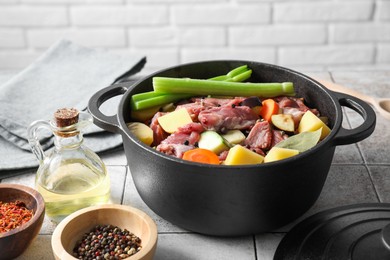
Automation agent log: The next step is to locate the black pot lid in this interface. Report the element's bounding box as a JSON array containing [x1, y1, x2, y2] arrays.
[[274, 203, 390, 260]]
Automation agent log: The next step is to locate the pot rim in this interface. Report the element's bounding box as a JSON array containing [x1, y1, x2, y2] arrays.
[[116, 60, 343, 169]]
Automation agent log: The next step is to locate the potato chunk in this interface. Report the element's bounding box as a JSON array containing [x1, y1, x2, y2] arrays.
[[127, 122, 154, 146], [298, 110, 331, 140], [264, 147, 299, 163], [221, 130, 246, 145], [157, 108, 193, 133], [224, 145, 264, 165]]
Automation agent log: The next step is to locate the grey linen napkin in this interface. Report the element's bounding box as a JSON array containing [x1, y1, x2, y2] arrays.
[[0, 39, 145, 173]]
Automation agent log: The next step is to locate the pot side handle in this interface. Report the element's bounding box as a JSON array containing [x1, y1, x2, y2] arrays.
[[331, 91, 376, 146], [88, 83, 128, 134]]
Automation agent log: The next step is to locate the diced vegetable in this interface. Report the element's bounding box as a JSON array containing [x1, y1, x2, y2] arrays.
[[224, 145, 264, 165], [240, 96, 262, 108], [275, 128, 322, 152], [157, 108, 193, 134], [271, 114, 295, 132], [260, 99, 280, 122], [264, 147, 299, 163], [126, 122, 154, 146], [221, 130, 246, 145], [153, 78, 295, 98], [161, 102, 176, 112], [298, 111, 331, 140], [198, 131, 229, 154], [182, 148, 220, 165], [130, 105, 161, 122]]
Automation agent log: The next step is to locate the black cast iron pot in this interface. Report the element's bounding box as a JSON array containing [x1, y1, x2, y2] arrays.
[[88, 60, 376, 236]]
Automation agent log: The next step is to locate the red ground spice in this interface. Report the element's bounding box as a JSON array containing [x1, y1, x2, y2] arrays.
[[0, 200, 34, 234]]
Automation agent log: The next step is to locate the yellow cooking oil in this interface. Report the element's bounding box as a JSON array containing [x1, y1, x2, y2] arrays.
[[36, 159, 110, 221]]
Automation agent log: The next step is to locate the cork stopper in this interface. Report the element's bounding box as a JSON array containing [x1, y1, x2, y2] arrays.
[[54, 108, 79, 127]]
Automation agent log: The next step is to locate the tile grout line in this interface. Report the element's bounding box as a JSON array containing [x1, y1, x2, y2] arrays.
[[365, 164, 382, 203], [253, 235, 258, 260], [329, 69, 382, 208], [119, 166, 129, 205], [331, 163, 390, 166]]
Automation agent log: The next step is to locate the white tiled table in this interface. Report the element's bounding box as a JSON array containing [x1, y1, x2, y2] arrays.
[[1, 70, 389, 260]]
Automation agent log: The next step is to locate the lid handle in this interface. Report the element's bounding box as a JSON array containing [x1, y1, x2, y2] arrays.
[[382, 223, 390, 251]]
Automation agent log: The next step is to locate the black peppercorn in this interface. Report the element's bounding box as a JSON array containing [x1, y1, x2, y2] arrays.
[[73, 224, 142, 260]]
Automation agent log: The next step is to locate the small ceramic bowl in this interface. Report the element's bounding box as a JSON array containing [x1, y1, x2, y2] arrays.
[[0, 183, 45, 260], [51, 204, 158, 260]]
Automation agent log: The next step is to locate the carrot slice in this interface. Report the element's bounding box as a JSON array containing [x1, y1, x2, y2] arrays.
[[182, 148, 220, 165], [259, 99, 279, 122]]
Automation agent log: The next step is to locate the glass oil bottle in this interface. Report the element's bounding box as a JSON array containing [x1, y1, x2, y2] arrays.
[[28, 108, 110, 221]]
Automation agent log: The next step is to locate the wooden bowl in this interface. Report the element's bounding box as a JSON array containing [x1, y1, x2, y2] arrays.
[[0, 184, 45, 260], [52, 204, 158, 260]]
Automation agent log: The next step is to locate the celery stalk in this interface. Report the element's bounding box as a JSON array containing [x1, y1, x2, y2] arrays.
[[131, 91, 165, 102], [231, 69, 252, 82], [131, 65, 252, 110], [130, 65, 294, 111], [227, 65, 249, 78], [208, 75, 230, 81], [153, 77, 295, 97], [131, 93, 192, 110], [208, 65, 251, 81]]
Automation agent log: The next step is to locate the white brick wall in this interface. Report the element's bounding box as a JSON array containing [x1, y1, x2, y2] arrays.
[[0, 0, 389, 73], [273, 2, 373, 22]]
